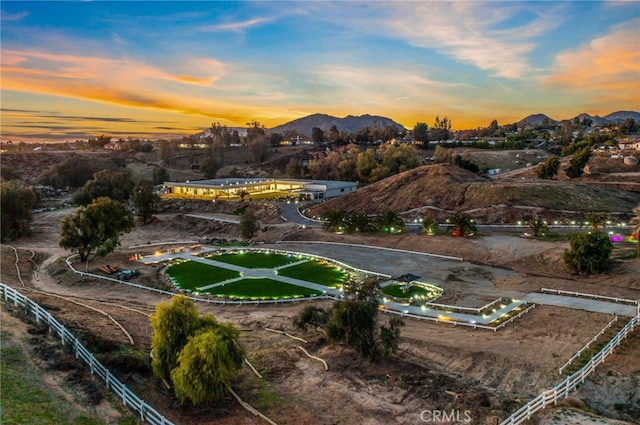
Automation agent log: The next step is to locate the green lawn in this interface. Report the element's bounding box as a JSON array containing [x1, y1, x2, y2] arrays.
[[208, 278, 322, 299], [277, 260, 347, 287], [382, 284, 433, 299], [166, 261, 240, 290], [207, 252, 299, 269]]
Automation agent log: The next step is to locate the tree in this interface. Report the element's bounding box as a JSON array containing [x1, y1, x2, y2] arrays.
[[565, 147, 592, 180], [527, 217, 548, 237], [322, 210, 347, 232], [412, 122, 429, 145], [200, 156, 220, 179], [312, 127, 325, 145], [132, 180, 160, 224], [564, 231, 613, 275], [1, 181, 36, 242], [152, 166, 170, 185], [376, 209, 404, 233], [536, 155, 560, 179], [294, 278, 404, 360], [421, 217, 439, 235], [73, 169, 135, 206], [344, 212, 375, 234], [59, 197, 134, 263], [150, 297, 244, 405], [239, 210, 259, 240], [285, 158, 303, 178], [247, 138, 270, 163], [429, 116, 452, 141], [582, 213, 606, 233], [170, 324, 244, 405], [150, 296, 201, 383], [292, 305, 329, 335], [450, 212, 476, 237], [269, 132, 284, 147]]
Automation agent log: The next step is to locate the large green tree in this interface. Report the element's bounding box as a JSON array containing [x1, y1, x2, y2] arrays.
[[1, 181, 37, 242], [535, 155, 560, 180], [73, 169, 135, 205], [293, 278, 404, 361], [239, 210, 259, 240], [563, 232, 613, 275], [59, 197, 134, 263], [170, 324, 244, 405], [150, 296, 201, 383], [150, 297, 244, 405], [132, 179, 160, 224], [565, 147, 592, 180], [412, 122, 429, 145]]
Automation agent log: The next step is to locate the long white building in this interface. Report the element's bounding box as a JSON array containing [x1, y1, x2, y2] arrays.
[[164, 178, 357, 201]]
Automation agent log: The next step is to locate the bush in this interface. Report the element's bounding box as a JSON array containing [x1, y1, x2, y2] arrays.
[[564, 231, 613, 275]]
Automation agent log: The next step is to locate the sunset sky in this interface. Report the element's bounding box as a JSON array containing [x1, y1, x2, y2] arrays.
[[1, 1, 639, 142]]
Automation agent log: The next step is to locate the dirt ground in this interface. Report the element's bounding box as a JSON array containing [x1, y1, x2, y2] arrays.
[[2, 202, 639, 425]]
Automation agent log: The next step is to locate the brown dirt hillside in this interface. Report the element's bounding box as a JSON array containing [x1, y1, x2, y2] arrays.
[[307, 163, 640, 220]]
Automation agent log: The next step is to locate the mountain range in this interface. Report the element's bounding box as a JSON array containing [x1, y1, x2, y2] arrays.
[[515, 111, 640, 128], [197, 110, 639, 138]]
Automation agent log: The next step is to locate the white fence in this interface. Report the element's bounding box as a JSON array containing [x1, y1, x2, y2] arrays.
[[500, 313, 639, 425], [65, 255, 341, 305], [558, 315, 618, 375], [381, 303, 537, 331], [541, 287, 640, 305], [0, 283, 174, 425]]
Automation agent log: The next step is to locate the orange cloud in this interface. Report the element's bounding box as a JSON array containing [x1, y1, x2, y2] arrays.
[[544, 19, 640, 105]]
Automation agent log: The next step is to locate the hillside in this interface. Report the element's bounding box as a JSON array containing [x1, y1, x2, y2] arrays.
[[307, 163, 640, 222], [269, 113, 405, 136]]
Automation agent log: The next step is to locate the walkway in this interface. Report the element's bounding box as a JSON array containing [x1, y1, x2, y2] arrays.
[[522, 293, 637, 317]]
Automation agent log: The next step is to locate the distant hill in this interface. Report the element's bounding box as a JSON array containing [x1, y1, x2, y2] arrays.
[[516, 114, 556, 128], [516, 110, 639, 129], [603, 111, 640, 123], [269, 113, 405, 137]]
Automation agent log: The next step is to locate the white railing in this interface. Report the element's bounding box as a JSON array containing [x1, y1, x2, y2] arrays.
[[0, 283, 174, 425], [558, 315, 618, 375], [423, 297, 504, 314], [381, 303, 536, 331], [65, 255, 341, 305], [541, 288, 639, 305], [500, 314, 639, 425]]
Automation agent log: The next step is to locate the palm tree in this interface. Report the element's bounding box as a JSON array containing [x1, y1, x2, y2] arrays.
[[322, 210, 347, 232], [450, 212, 477, 237], [421, 217, 439, 235], [527, 217, 548, 238], [376, 209, 405, 233], [345, 212, 374, 234], [582, 213, 607, 233]]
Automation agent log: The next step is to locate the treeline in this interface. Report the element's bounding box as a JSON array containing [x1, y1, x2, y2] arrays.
[[286, 143, 421, 183]]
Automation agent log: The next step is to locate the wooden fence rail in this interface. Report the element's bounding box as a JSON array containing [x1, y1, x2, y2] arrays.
[[500, 313, 639, 425], [1, 283, 175, 425]]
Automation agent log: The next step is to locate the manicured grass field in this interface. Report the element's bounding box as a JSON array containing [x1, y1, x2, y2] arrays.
[[382, 284, 433, 299], [208, 278, 322, 299], [166, 261, 240, 291], [206, 252, 299, 269], [277, 260, 347, 287]]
